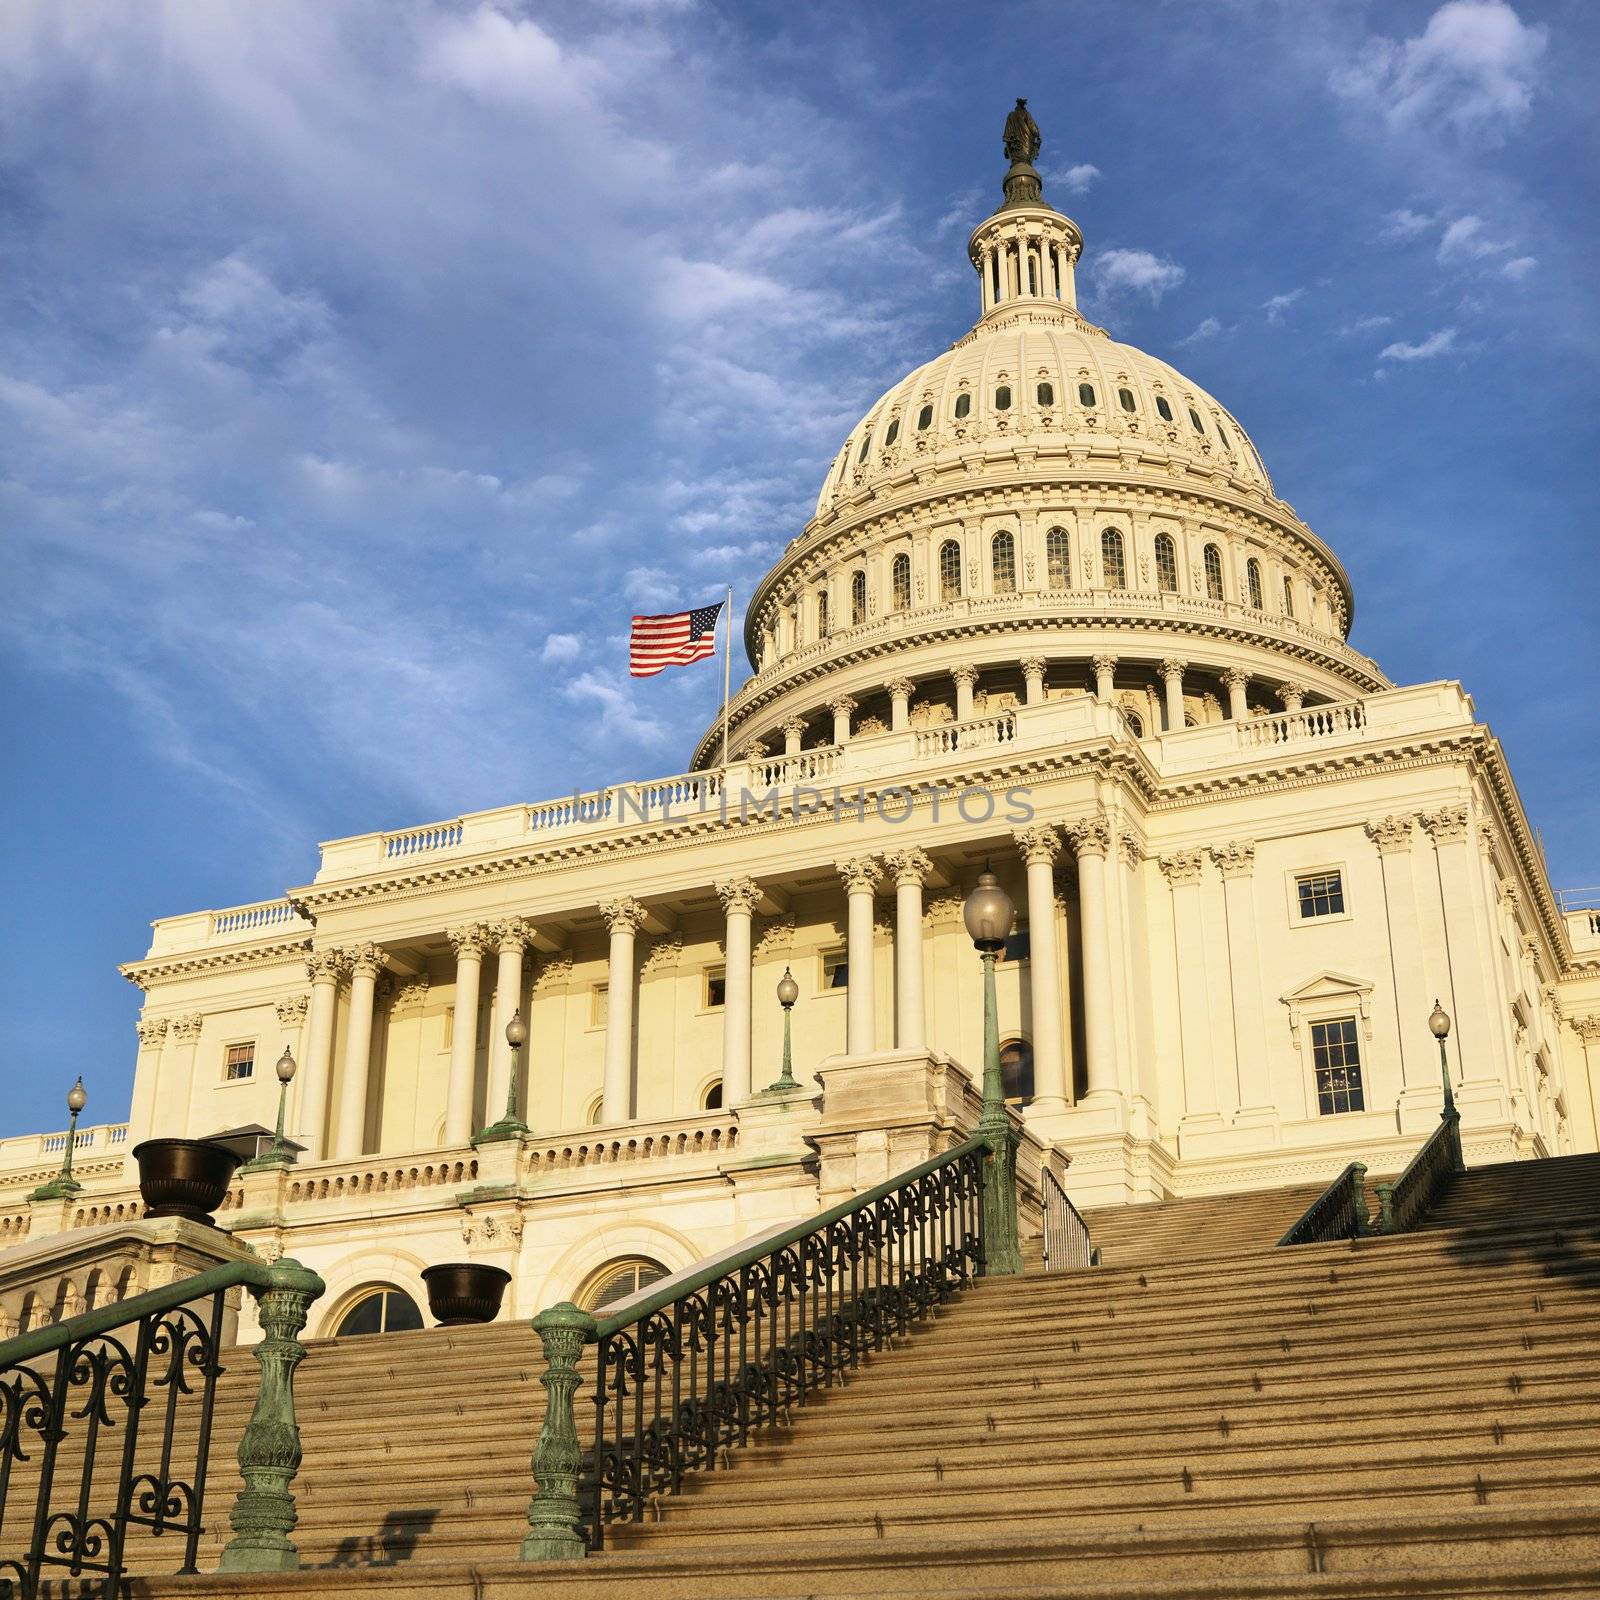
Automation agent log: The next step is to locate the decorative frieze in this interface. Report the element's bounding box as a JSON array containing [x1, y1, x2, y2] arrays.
[[460, 1210, 524, 1247]]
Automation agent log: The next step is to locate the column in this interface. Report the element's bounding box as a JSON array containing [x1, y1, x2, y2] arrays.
[[837, 857, 882, 1055], [298, 951, 347, 1159], [1364, 817, 1435, 1094], [952, 664, 979, 721], [272, 991, 309, 1137], [829, 695, 857, 745], [333, 943, 389, 1160], [1571, 1017, 1600, 1152], [1014, 827, 1067, 1112], [1160, 657, 1187, 732], [1420, 806, 1501, 1086], [1020, 657, 1047, 707], [1222, 667, 1249, 721], [980, 242, 994, 312], [1277, 681, 1305, 713], [445, 925, 489, 1145], [716, 878, 760, 1104], [1092, 654, 1117, 705], [486, 919, 531, 1126], [125, 1018, 169, 1152], [1159, 852, 1218, 1118], [782, 717, 807, 757], [1210, 841, 1269, 1115], [887, 678, 915, 732], [600, 898, 646, 1122], [166, 1014, 203, 1138], [1067, 816, 1116, 1097], [884, 849, 931, 1052]]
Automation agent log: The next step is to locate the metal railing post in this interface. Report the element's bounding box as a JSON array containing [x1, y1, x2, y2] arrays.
[[520, 1301, 597, 1561]]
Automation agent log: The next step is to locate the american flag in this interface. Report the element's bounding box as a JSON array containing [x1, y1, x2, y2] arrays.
[[629, 601, 724, 678]]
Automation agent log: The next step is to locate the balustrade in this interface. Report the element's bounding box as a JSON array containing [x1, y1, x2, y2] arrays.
[[1237, 699, 1367, 748], [912, 708, 1017, 758]]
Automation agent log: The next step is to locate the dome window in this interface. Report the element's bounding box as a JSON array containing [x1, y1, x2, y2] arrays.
[[1101, 528, 1127, 591], [1203, 543, 1225, 601], [1037, 381, 1054, 407], [816, 589, 830, 636], [891, 553, 911, 612], [1124, 708, 1144, 738], [991, 530, 1016, 594], [916, 404, 933, 430], [1045, 526, 1070, 590], [994, 385, 1011, 411], [1078, 383, 1096, 407], [953, 393, 972, 420], [939, 539, 962, 600], [885, 418, 900, 446], [1154, 533, 1178, 593], [1188, 408, 1205, 434], [1155, 396, 1174, 423], [851, 570, 867, 625], [1246, 557, 1264, 610], [1282, 576, 1296, 618], [1214, 419, 1232, 449], [1118, 387, 1137, 413], [857, 431, 873, 464]]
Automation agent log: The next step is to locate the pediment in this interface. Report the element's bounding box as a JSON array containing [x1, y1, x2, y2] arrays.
[[1281, 970, 1372, 1006]]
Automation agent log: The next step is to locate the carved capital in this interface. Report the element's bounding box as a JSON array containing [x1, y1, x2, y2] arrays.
[[738, 739, 770, 761], [1067, 814, 1111, 858], [754, 913, 797, 957], [1158, 850, 1205, 886], [274, 994, 310, 1028], [1119, 831, 1146, 869], [837, 855, 882, 895], [827, 696, 858, 718], [170, 1012, 204, 1044], [533, 951, 575, 993], [1158, 657, 1188, 683], [1013, 825, 1061, 868], [599, 897, 648, 936], [884, 847, 934, 887], [1570, 1014, 1600, 1044], [489, 917, 534, 957], [885, 677, 916, 700], [448, 923, 493, 961], [136, 1017, 169, 1048], [1365, 815, 1413, 854], [951, 664, 980, 689], [305, 948, 351, 986], [1210, 840, 1256, 878], [640, 933, 683, 974], [715, 876, 761, 917], [1420, 805, 1470, 844], [1276, 681, 1306, 707], [390, 979, 429, 1015], [1018, 656, 1047, 681], [347, 942, 391, 980], [1091, 654, 1118, 677], [781, 716, 809, 738], [924, 890, 965, 927], [1220, 667, 1250, 692]]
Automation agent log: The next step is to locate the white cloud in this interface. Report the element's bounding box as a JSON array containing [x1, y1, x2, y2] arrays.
[[1331, 1, 1548, 139], [1381, 208, 1437, 240], [563, 671, 669, 748], [1379, 328, 1458, 361], [1338, 315, 1395, 336], [540, 633, 582, 663], [1263, 289, 1306, 324], [1437, 214, 1512, 262], [1092, 248, 1186, 305], [1501, 255, 1537, 280], [1056, 162, 1101, 195], [1177, 317, 1223, 346]]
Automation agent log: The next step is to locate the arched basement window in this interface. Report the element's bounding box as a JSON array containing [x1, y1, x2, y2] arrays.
[[991, 530, 1016, 593], [851, 570, 867, 625], [579, 1258, 670, 1314], [334, 1286, 425, 1338], [1154, 533, 1179, 593], [1204, 543, 1225, 600], [1045, 526, 1070, 589], [1101, 527, 1127, 590], [1000, 1037, 1034, 1104], [939, 539, 962, 599], [1247, 557, 1264, 610], [891, 552, 911, 612]]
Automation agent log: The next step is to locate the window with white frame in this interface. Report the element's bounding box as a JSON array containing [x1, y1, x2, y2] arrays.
[[991, 530, 1016, 593], [1101, 527, 1127, 589], [939, 539, 962, 599], [1310, 1018, 1364, 1114], [1296, 870, 1345, 919], [590, 983, 609, 1026], [223, 1043, 255, 1082], [891, 553, 911, 612], [1154, 533, 1178, 593], [1045, 526, 1069, 589], [704, 968, 726, 1009], [820, 949, 848, 990]]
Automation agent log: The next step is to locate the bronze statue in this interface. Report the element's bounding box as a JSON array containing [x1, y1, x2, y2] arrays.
[[1003, 98, 1041, 165]]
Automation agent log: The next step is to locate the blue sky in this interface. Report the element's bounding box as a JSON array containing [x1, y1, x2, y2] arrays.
[[2, 0, 1595, 1139]]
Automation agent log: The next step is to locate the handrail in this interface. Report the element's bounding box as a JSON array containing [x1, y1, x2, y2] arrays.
[[1, 1255, 324, 1596], [1374, 1111, 1463, 1235], [1278, 1161, 1372, 1246], [1040, 1166, 1093, 1273], [518, 1135, 993, 1560]]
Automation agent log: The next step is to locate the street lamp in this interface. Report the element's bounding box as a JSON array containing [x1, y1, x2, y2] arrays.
[[1429, 999, 1456, 1119], [242, 1047, 300, 1171], [766, 967, 800, 1092], [31, 1077, 87, 1200], [477, 1010, 531, 1143], [962, 865, 1022, 1275]]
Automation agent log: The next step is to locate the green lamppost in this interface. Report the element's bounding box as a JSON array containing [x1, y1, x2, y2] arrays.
[[242, 1048, 300, 1172], [32, 1077, 88, 1200], [477, 1011, 530, 1143], [766, 966, 800, 1092], [963, 865, 1023, 1276], [1428, 1000, 1456, 1119]]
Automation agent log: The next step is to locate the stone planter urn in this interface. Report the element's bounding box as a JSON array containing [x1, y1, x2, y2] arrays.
[[131, 1138, 244, 1226], [422, 1263, 512, 1326]]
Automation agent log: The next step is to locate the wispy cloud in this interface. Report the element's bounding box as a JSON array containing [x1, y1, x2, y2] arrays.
[[1092, 248, 1186, 305], [1177, 316, 1224, 346], [1380, 328, 1458, 361], [1501, 255, 1537, 280], [1263, 289, 1306, 324], [1339, 314, 1395, 336], [1437, 214, 1512, 262], [1381, 208, 1438, 240], [1042, 161, 1101, 196]]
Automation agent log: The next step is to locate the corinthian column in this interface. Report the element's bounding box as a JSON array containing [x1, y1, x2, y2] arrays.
[[1210, 840, 1267, 1115], [486, 919, 532, 1124], [125, 1017, 169, 1154], [1019, 657, 1047, 707], [445, 924, 490, 1146], [829, 696, 857, 745], [887, 678, 915, 732], [1068, 815, 1116, 1098], [334, 943, 390, 1159], [952, 664, 979, 722], [1092, 654, 1117, 705], [298, 949, 349, 1160], [1160, 657, 1187, 733], [1222, 667, 1249, 721], [599, 898, 647, 1122], [837, 857, 882, 1055], [1014, 826, 1067, 1112], [716, 878, 760, 1104], [884, 849, 931, 1051], [782, 717, 807, 757]]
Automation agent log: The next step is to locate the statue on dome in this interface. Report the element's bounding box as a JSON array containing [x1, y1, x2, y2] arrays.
[[1003, 98, 1041, 165]]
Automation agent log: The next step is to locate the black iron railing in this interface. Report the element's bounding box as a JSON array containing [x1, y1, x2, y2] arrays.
[[1374, 1111, 1463, 1234], [1040, 1166, 1093, 1272], [583, 1135, 986, 1549], [1278, 1161, 1373, 1246]]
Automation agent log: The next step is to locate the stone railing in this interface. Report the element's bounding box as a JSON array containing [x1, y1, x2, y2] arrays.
[[524, 1113, 740, 1178], [284, 1151, 478, 1204], [38, 1123, 128, 1157], [912, 709, 1017, 758], [0, 1123, 129, 1177], [1237, 699, 1367, 748], [210, 898, 306, 937], [145, 897, 311, 958], [383, 819, 465, 859]]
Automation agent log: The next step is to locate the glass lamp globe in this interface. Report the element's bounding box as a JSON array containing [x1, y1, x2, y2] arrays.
[[505, 1010, 529, 1049], [276, 1047, 297, 1085], [963, 866, 1015, 951], [776, 967, 799, 1009], [66, 1076, 87, 1115], [1428, 1001, 1451, 1040]]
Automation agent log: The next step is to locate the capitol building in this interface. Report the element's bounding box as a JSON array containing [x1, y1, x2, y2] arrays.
[[4, 123, 1598, 1345]]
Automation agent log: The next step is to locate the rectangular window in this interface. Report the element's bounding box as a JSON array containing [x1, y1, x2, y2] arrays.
[[590, 983, 609, 1026], [1001, 928, 1031, 963], [821, 950, 849, 990], [1311, 1018, 1364, 1114], [1296, 870, 1345, 919], [704, 968, 726, 1009], [223, 1043, 255, 1082]]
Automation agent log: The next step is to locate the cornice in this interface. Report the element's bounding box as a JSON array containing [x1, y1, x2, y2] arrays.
[[120, 935, 314, 992]]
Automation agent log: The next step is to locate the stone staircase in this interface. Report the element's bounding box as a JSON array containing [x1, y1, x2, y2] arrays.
[[95, 1156, 1600, 1596]]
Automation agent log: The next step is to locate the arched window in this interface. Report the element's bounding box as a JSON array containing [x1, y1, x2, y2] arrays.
[[1037, 381, 1054, 407], [1189, 407, 1205, 435], [1118, 387, 1137, 412], [579, 1257, 670, 1314], [1246, 557, 1264, 609], [1204, 543, 1225, 600], [586, 1094, 605, 1126], [994, 385, 1011, 411], [702, 1079, 723, 1110], [1154, 533, 1178, 593], [1282, 576, 1295, 617], [1078, 382, 1097, 407], [816, 589, 829, 637], [1101, 527, 1127, 590], [884, 418, 899, 446], [334, 1286, 425, 1338], [1155, 396, 1174, 422], [850, 570, 866, 625], [856, 431, 872, 463], [953, 392, 971, 419], [1124, 708, 1144, 738], [991, 530, 1016, 593], [916, 404, 933, 430], [1214, 419, 1231, 450], [939, 539, 962, 600], [891, 553, 911, 612], [999, 1038, 1035, 1104], [1045, 526, 1070, 589]]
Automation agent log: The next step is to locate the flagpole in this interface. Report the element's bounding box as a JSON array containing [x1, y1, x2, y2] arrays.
[[720, 585, 733, 766]]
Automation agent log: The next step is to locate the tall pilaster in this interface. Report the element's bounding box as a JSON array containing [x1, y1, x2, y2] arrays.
[[716, 877, 761, 1105], [1365, 816, 1436, 1097], [166, 1014, 203, 1139], [126, 1017, 169, 1154], [1421, 805, 1500, 1088], [445, 925, 490, 1145], [599, 898, 647, 1123], [298, 951, 348, 1160], [884, 849, 932, 1052], [486, 919, 533, 1125], [1014, 826, 1067, 1111], [1067, 815, 1116, 1097], [333, 943, 390, 1160], [837, 857, 882, 1055], [273, 993, 309, 1140], [1210, 840, 1269, 1117], [1158, 851, 1216, 1119]]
